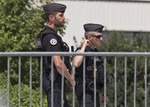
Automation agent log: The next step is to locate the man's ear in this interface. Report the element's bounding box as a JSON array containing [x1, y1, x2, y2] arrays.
[[49, 15, 55, 21], [87, 34, 92, 40]]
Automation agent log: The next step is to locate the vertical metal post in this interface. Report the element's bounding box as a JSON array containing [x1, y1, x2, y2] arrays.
[[94, 57, 96, 107], [144, 57, 147, 107], [29, 56, 32, 107], [134, 57, 137, 107], [104, 57, 107, 107], [114, 57, 117, 107], [18, 56, 21, 107], [124, 57, 127, 107], [83, 58, 86, 107], [40, 56, 43, 107], [72, 60, 75, 107], [61, 57, 65, 107], [7, 57, 10, 107], [51, 57, 54, 107]]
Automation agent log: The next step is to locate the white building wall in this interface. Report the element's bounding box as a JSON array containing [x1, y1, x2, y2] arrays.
[[54, 1, 150, 47]]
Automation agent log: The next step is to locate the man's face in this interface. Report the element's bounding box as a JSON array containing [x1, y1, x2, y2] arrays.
[[53, 12, 65, 27], [89, 32, 103, 46]]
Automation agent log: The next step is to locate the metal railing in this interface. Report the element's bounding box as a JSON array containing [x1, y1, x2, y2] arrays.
[[0, 52, 149, 107]]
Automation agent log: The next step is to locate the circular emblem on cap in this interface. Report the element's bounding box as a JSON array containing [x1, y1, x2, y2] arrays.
[[50, 38, 57, 45]]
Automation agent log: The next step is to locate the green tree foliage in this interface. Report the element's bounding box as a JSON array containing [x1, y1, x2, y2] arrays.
[[0, 0, 52, 106], [0, 0, 44, 89], [99, 32, 150, 107], [0, 0, 44, 52]]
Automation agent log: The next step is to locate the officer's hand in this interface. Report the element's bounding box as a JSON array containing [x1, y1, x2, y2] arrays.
[[101, 95, 108, 104], [68, 81, 72, 88], [68, 81, 74, 88], [68, 76, 76, 88], [82, 39, 89, 47]]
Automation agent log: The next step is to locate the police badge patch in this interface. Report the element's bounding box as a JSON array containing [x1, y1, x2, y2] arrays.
[[50, 38, 57, 45]]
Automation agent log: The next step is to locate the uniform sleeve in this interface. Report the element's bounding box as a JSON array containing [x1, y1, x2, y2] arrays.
[[76, 49, 80, 52], [42, 34, 61, 52], [75, 48, 80, 52]]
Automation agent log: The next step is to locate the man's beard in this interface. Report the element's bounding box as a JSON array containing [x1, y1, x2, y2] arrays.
[[54, 18, 64, 27], [91, 40, 100, 46]]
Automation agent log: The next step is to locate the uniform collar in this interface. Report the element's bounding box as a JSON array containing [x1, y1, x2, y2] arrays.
[[86, 46, 98, 52], [44, 25, 56, 33]]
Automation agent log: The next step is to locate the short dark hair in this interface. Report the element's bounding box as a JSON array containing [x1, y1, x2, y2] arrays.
[[44, 11, 57, 22], [84, 32, 95, 39]]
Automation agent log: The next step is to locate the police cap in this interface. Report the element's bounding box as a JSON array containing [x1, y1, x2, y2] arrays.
[[43, 3, 66, 13], [84, 23, 104, 33]]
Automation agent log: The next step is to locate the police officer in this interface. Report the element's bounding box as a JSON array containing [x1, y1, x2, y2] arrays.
[[73, 23, 108, 107], [41, 3, 75, 107]]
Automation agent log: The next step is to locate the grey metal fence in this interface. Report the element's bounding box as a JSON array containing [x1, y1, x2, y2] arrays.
[[0, 52, 149, 107]]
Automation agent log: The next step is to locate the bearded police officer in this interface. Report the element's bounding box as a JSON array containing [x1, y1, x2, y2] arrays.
[[40, 3, 75, 107], [73, 23, 108, 107]]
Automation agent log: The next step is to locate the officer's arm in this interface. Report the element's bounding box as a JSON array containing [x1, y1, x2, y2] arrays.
[[53, 55, 75, 85], [73, 40, 88, 68]]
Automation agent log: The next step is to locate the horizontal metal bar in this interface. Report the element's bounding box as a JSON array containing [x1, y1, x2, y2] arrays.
[[0, 52, 150, 57]]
